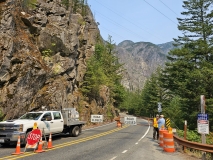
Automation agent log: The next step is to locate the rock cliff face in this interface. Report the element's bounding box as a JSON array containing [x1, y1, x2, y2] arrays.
[[0, 0, 115, 121], [116, 40, 172, 90]]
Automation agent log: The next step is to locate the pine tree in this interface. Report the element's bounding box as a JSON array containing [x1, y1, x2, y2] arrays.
[[162, 0, 213, 129], [80, 36, 125, 108]]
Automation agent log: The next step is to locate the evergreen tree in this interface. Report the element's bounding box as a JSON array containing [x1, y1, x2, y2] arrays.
[[80, 36, 125, 108], [140, 68, 165, 117], [162, 0, 213, 129]]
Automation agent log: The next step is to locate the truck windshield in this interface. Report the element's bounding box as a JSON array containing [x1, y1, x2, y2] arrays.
[[19, 113, 43, 120]]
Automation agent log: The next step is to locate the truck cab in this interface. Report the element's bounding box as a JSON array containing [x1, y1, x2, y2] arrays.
[[0, 108, 85, 145], [0, 111, 64, 145]]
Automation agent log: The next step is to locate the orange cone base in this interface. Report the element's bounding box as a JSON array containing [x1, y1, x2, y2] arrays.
[[117, 124, 122, 127], [35, 149, 45, 153], [46, 146, 53, 149], [164, 148, 175, 152], [12, 152, 24, 155]]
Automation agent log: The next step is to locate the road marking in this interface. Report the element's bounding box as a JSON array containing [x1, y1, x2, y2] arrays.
[[0, 125, 129, 160], [135, 120, 150, 144], [122, 150, 127, 153], [83, 122, 116, 131], [110, 156, 117, 160]]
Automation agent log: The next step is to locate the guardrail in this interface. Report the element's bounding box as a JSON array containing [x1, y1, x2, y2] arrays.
[[140, 116, 213, 157], [174, 134, 213, 159]]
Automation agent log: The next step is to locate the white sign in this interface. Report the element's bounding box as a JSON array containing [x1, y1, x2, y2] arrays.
[[124, 117, 137, 125], [158, 102, 162, 112], [91, 115, 103, 122], [197, 120, 209, 134], [0, 139, 4, 143]]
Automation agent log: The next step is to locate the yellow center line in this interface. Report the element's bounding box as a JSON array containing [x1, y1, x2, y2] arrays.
[[0, 125, 128, 160]]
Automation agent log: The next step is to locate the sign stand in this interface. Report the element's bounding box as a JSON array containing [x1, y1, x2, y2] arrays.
[[42, 128, 48, 148], [24, 129, 42, 152]]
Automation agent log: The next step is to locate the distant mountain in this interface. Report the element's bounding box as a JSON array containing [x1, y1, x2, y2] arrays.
[[157, 41, 175, 55], [116, 41, 175, 90]]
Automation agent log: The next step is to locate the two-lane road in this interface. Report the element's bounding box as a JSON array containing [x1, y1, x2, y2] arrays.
[[0, 118, 150, 160]]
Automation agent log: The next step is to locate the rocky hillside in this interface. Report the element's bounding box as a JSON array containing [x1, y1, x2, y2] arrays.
[[116, 40, 175, 90], [0, 0, 116, 121]]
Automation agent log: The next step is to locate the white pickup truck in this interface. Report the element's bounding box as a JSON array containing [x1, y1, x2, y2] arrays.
[[0, 108, 85, 145]]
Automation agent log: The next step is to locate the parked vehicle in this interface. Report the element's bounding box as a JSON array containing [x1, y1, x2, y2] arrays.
[[0, 108, 85, 145]]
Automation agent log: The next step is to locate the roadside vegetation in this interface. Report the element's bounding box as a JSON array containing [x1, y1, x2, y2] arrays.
[[119, 0, 213, 131], [81, 0, 213, 139], [80, 35, 126, 109]]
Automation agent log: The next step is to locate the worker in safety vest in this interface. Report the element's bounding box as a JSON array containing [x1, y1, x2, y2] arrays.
[[153, 114, 159, 140]]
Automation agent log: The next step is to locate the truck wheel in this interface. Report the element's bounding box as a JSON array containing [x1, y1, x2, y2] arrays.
[[72, 126, 80, 137], [79, 125, 82, 133]]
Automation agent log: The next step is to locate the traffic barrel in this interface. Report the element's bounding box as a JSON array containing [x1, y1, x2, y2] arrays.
[[12, 136, 24, 155], [163, 132, 175, 152], [159, 129, 168, 147], [46, 133, 53, 149]]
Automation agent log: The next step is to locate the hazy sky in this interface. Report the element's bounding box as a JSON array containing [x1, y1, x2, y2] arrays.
[[87, 0, 184, 45]]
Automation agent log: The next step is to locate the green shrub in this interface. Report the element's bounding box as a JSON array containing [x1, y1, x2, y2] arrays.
[[22, 0, 37, 10], [61, 0, 70, 9], [177, 129, 201, 143]]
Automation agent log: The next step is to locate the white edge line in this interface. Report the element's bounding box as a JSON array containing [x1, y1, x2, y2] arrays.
[[122, 150, 128, 153], [138, 120, 150, 142], [110, 156, 117, 160]]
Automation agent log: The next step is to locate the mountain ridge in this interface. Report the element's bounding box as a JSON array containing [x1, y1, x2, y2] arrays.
[[116, 40, 175, 90]]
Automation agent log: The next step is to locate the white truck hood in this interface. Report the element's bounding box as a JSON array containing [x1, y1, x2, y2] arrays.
[[1, 119, 37, 125]]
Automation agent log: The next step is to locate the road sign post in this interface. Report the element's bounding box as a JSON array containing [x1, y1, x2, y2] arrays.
[[200, 95, 207, 160]]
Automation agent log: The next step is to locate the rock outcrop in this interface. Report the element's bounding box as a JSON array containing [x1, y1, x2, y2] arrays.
[[116, 40, 170, 90], [0, 0, 116, 121]]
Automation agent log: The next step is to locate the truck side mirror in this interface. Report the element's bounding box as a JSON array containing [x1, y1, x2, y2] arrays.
[[41, 116, 52, 121], [46, 116, 52, 121]]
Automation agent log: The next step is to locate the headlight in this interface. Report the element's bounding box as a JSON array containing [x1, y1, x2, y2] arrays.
[[14, 124, 23, 132], [19, 124, 23, 132]]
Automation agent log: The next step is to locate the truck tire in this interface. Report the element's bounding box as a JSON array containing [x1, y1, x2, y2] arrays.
[[79, 125, 82, 133], [72, 126, 80, 137]]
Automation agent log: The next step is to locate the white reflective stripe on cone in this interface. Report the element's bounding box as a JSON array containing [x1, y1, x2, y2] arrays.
[[163, 138, 173, 142], [164, 145, 174, 148]]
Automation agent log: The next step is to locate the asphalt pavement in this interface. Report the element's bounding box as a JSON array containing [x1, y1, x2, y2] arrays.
[[130, 122, 201, 160]]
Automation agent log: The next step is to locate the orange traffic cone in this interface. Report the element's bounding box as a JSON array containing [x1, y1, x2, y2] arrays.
[[35, 136, 45, 153], [46, 133, 53, 149], [12, 136, 24, 155]]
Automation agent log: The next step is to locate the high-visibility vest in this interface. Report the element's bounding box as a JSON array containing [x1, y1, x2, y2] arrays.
[[153, 118, 158, 128]]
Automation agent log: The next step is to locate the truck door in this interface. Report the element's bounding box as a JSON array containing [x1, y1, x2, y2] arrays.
[[39, 112, 52, 134], [51, 111, 64, 133]]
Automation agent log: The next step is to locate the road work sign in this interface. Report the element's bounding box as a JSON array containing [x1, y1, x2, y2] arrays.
[[27, 129, 42, 145], [197, 113, 209, 134], [198, 120, 209, 134], [91, 115, 103, 122], [124, 117, 137, 125]]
